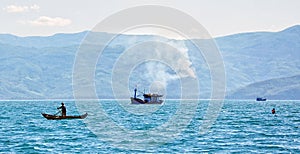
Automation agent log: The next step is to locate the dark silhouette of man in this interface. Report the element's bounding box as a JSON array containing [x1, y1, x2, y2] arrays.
[[57, 102, 66, 116]]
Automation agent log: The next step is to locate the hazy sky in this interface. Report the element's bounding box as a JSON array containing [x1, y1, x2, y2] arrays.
[[1, 0, 300, 37]]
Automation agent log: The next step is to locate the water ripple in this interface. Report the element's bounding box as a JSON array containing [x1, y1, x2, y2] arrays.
[[0, 100, 299, 153]]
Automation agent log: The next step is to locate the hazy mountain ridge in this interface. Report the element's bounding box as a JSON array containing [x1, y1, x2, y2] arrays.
[[216, 25, 300, 95], [0, 31, 88, 48], [0, 25, 299, 99], [227, 75, 300, 100]]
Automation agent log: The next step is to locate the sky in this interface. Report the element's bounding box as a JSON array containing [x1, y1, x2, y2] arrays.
[[1, 0, 300, 38]]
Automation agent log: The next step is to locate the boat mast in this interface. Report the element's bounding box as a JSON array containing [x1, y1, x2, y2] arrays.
[[134, 88, 137, 99]]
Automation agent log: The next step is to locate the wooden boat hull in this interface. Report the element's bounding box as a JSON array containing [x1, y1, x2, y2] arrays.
[[131, 97, 163, 104], [256, 98, 267, 101], [42, 113, 88, 120]]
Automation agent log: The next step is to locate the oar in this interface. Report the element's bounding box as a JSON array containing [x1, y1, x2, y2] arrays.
[[54, 109, 61, 116]]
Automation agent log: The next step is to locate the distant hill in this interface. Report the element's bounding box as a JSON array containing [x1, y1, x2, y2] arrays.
[[0, 25, 299, 100], [0, 31, 88, 48], [227, 75, 300, 100], [216, 25, 300, 93]]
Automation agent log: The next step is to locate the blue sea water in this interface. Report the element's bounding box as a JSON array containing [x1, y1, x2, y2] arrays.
[[0, 100, 299, 153]]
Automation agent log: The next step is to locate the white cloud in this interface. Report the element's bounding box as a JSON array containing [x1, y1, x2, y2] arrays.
[[30, 4, 40, 11], [29, 16, 71, 27], [3, 4, 40, 13]]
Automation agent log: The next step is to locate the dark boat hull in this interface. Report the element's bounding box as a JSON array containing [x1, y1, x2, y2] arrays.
[[256, 98, 267, 101], [42, 113, 88, 120], [131, 97, 163, 104]]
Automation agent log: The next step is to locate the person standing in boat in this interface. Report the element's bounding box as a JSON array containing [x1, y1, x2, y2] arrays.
[[57, 102, 66, 116]]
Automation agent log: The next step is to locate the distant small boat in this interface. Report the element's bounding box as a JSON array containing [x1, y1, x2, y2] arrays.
[[41, 113, 88, 120], [256, 97, 267, 101], [131, 88, 163, 104]]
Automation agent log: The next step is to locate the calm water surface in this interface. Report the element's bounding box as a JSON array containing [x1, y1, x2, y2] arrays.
[[0, 100, 299, 153]]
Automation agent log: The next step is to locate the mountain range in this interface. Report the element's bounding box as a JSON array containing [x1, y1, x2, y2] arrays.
[[0, 25, 299, 100]]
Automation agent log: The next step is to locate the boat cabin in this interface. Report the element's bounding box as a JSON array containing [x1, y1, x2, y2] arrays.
[[143, 93, 163, 103]]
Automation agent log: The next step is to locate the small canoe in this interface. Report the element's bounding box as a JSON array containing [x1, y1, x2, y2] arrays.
[[41, 113, 88, 120]]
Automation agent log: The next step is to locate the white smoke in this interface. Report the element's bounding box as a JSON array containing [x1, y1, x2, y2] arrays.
[[164, 40, 196, 78], [143, 39, 196, 88]]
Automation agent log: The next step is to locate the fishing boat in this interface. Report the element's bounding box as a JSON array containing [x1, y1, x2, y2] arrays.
[[131, 88, 163, 104], [256, 97, 267, 101], [41, 113, 88, 120]]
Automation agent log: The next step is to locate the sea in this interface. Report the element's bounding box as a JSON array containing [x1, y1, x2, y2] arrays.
[[0, 100, 299, 153]]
